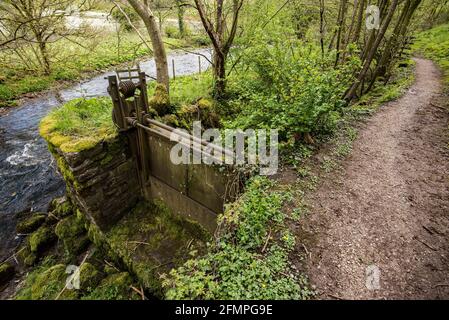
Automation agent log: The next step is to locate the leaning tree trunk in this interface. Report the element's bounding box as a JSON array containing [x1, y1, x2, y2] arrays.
[[344, 0, 399, 101], [367, 0, 422, 92], [127, 0, 169, 91]]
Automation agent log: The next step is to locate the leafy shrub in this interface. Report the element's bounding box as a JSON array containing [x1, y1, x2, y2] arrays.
[[224, 38, 359, 141], [191, 34, 211, 47], [165, 25, 180, 39], [112, 6, 140, 32], [162, 177, 312, 300]]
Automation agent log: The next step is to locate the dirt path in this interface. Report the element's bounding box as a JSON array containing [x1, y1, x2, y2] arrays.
[[299, 58, 449, 300]]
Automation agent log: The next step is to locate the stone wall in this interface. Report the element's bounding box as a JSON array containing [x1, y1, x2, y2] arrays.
[[47, 134, 141, 231]]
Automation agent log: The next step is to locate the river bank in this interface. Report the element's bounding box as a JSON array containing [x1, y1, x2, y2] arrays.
[[0, 38, 208, 118], [0, 48, 212, 263]]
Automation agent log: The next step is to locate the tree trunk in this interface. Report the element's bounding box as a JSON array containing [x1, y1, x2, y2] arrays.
[[344, 0, 399, 101], [175, 0, 185, 37], [335, 0, 348, 67], [367, 0, 422, 91], [351, 0, 366, 44], [193, 0, 243, 99], [213, 51, 226, 98], [34, 31, 51, 75], [127, 0, 169, 91], [319, 0, 325, 58], [39, 41, 51, 75]]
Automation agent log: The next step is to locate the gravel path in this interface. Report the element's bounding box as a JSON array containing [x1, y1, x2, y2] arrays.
[[302, 58, 449, 299]]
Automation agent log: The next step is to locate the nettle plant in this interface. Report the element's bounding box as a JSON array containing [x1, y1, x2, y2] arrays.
[[226, 38, 359, 142]]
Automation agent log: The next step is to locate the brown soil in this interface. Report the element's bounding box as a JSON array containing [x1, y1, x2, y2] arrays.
[[294, 58, 449, 300]]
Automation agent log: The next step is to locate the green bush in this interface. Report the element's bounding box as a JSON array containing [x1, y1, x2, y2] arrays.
[[112, 6, 140, 32], [165, 25, 180, 39], [224, 39, 359, 141], [162, 177, 312, 300]]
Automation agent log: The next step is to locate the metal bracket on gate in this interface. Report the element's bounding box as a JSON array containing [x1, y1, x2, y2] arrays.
[[107, 65, 150, 132], [107, 66, 152, 195]]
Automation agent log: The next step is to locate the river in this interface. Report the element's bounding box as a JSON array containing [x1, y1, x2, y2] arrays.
[[0, 48, 212, 260]]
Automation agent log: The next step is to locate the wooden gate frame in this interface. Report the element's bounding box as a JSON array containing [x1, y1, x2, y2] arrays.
[[107, 69, 239, 232]]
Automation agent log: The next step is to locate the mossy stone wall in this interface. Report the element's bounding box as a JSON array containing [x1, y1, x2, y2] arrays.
[[46, 134, 141, 230]]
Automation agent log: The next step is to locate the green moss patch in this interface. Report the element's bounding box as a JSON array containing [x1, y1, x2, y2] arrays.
[[82, 272, 138, 300], [17, 246, 37, 267], [16, 259, 78, 300], [16, 214, 47, 234], [40, 97, 117, 153], [49, 197, 74, 219], [55, 215, 90, 259], [29, 226, 57, 254], [105, 201, 208, 297], [149, 83, 171, 116], [79, 263, 103, 292]]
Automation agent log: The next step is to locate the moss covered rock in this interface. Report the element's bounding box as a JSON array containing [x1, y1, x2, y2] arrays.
[[39, 97, 117, 153], [29, 226, 56, 254], [197, 97, 213, 110], [82, 272, 137, 300], [0, 262, 15, 287], [17, 245, 37, 267], [16, 214, 47, 234], [161, 114, 179, 127], [79, 263, 103, 292], [177, 98, 220, 129], [149, 83, 171, 116], [49, 197, 73, 219], [55, 215, 90, 258], [29, 264, 78, 300]]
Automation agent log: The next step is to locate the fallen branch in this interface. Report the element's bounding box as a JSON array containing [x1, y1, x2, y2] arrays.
[[104, 260, 120, 272], [131, 285, 146, 300], [261, 228, 272, 253], [55, 251, 89, 300], [0, 247, 26, 267], [328, 294, 345, 300], [302, 243, 311, 259], [415, 238, 437, 251], [186, 238, 194, 250]]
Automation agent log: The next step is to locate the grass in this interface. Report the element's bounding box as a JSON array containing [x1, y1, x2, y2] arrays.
[[39, 97, 116, 153], [148, 71, 213, 107], [352, 58, 416, 112], [414, 23, 449, 86]]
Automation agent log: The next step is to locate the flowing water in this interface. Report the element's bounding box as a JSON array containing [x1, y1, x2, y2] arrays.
[[0, 49, 212, 260]]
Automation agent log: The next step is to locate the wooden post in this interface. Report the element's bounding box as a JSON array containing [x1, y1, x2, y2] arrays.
[[198, 56, 202, 74], [172, 59, 176, 80], [108, 75, 127, 130]]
